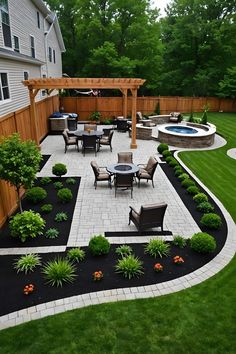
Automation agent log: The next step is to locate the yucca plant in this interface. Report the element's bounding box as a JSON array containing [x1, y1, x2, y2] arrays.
[[115, 245, 133, 258], [115, 255, 144, 279], [173, 235, 188, 248], [14, 254, 41, 274], [67, 248, 85, 263], [54, 212, 68, 222], [45, 228, 59, 239], [42, 257, 76, 287], [144, 239, 170, 258]]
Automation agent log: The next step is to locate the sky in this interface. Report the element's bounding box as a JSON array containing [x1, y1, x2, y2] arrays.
[[151, 0, 171, 16]]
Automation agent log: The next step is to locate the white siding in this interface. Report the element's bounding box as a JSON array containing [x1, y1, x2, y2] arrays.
[[46, 25, 63, 78], [0, 24, 4, 47], [0, 58, 41, 117]]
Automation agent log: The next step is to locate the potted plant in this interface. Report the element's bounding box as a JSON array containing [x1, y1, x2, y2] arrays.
[[89, 111, 102, 124]]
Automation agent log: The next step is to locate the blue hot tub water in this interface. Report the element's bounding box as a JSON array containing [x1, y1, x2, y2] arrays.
[[165, 126, 198, 134]]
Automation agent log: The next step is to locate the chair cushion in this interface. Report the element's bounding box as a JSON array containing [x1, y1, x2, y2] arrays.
[[97, 173, 110, 180], [100, 137, 109, 144], [137, 168, 150, 179], [142, 202, 167, 211], [145, 157, 157, 174], [131, 210, 140, 223]]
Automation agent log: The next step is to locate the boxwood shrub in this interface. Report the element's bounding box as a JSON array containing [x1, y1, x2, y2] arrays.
[[196, 201, 214, 213], [57, 188, 73, 203], [178, 173, 189, 181], [52, 163, 67, 177], [193, 193, 208, 204], [187, 186, 200, 195], [157, 143, 169, 154], [9, 210, 45, 242], [181, 178, 196, 189], [162, 150, 172, 159], [89, 235, 110, 256], [190, 232, 216, 253], [175, 169, 184, 177], [25, 187, 47, 204], [168, 158, 179, 167], [200, 213, 222, 229], [40, 203, 53, 214]]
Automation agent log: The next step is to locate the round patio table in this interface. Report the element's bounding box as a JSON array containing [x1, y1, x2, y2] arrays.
[[74, 130, 103, 138], [107, 163, 139, 175]]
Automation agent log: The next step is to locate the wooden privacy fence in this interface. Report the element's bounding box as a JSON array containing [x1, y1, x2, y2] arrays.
[[0, 95, 59, 227], [60, 96, 236, 120]]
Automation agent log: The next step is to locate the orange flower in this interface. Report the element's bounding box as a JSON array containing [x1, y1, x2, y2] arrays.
[[93, 271, 103, 281], [173, 255, 184, 264], [154, 263, 163, 272]]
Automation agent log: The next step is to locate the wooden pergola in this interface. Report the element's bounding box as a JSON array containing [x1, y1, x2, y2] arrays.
[[23, 77, 146, 148]]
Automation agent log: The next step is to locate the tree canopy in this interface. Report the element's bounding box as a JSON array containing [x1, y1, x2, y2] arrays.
[[46, 0, 236, 97]]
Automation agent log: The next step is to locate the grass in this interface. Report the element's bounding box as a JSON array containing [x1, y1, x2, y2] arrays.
[[0, 112, 236, 353]]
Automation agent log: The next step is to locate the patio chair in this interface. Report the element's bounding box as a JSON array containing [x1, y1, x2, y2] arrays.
[[136, 156, 158, 187], [129, 202, 167, 232], [169, 112, 182, 123], [116, 119, 128, 132], [114, 173, 134, 198], [102, 128, 113, 136], [82, 134, 98, 156], [117, 152, 133, 163], [99, 130, 114, 152], [90, 161, 112, 189], [62, 129, 79, 153], [84, 124, 97, 131]]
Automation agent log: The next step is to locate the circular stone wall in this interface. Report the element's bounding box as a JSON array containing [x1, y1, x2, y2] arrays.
[[158, 122, 216, 148]]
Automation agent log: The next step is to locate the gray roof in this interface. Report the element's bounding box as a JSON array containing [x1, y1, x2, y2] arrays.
[[0, 47, 45, 65]]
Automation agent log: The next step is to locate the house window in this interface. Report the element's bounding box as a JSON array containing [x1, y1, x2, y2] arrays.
[[23, 71, 29, 80], [0, 0, 12, 47], [41, 74, 46, 96], [48, 47, 52, 62], [53, 49, 56, 64], [30, 35, 35, 58], [13, 35, 19, 52], [0, 72, 10, 103], [37, 11, 40, 28]]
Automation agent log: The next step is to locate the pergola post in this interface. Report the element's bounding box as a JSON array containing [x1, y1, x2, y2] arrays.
[[29, 88, 39, 146], [130, 88, 137, 149]]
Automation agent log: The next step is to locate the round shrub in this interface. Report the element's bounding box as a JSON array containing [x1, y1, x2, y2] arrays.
[[9, 210, 45, 242], [57, 188, 73, 203], [165, 156, 173, 164], [190, 232, 216, 253], [200, 213, 222, 229], [175, 169, 184, 177], [25, 187, 47, 204], [53, 181, 64, 190], [186, 186, 199, 195], [181, 178, 196, 189], [162, 150, 172, 159], [178, 173, 189, 181], [193, 193, 208, 204], [40, 177, 52, 185], [52, 163, 67, 177], [66, 178, 76, 185], [197, 201, 215, 213], [174, 165, 182, 172], [89, 235, 110, 256], [40, 203, 53, 214], [168, 158, 179, 167], [157, 143, 169, 154]]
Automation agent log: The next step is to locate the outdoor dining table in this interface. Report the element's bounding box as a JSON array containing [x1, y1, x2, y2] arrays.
[[73, 130, 103, 138], [106, 163, 139, 175]]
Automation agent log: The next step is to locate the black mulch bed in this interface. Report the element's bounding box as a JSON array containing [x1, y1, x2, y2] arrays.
[[0, 242, 216, 316], [39, 155, 51, 172], [0, 177, 80, 248]]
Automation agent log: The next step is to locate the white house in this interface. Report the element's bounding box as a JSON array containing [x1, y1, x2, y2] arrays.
[[0, 0, 65, 117]]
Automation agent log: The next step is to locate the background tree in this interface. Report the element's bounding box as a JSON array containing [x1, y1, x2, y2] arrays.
[[218, 66, 236, 98], [0, 134, 42, 213]]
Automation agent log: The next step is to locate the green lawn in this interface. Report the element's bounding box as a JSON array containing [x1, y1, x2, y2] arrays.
[[0, 113, 236, 354]]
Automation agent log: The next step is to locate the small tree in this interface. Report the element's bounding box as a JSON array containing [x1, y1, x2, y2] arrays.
[[201, 110, 208, 125], [0, 133, 42, 212]]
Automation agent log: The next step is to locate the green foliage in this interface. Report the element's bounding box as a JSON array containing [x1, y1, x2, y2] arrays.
[[25, 187, 47, 204], [89, 235, 110, 256], [173, 236, 187, 248], [89, 111, 101, 121], [115, 255, 144, 279], [173, 165, 182, 172], [57, 188, 73, 203], [168, 158, 179, 167], [193, 193, 208, 204], [178, 173, 190, 181], [200, 213, 222, 230], [0, 133, 42, 212], [174, 169, 184, 177], [158, 143, 169, 154], [40, 177, 52, 185], [67, 248, 85, 263], [9, 210, 45, 242], [189, 112, 194, 122], [197, 202, 215, 213], [190, 232, 216, 253], [45, 228, 59, 239], [53, 181, 64, 190], [181, 178, 196, 189], [115, 245, 133, 258], [54, 212, 68, 222], [52, 163, 67, 177], [144, 239, 170, 258], [187, 186, 200, 195], [201, 110, 208, 125], [42, 257, 76, 287], [66, 178, 76, 185], [218, 66, 236, 98], [162, 150, 172, 158], [14, 253, 41, 274], [40, 204, 53, 214]]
